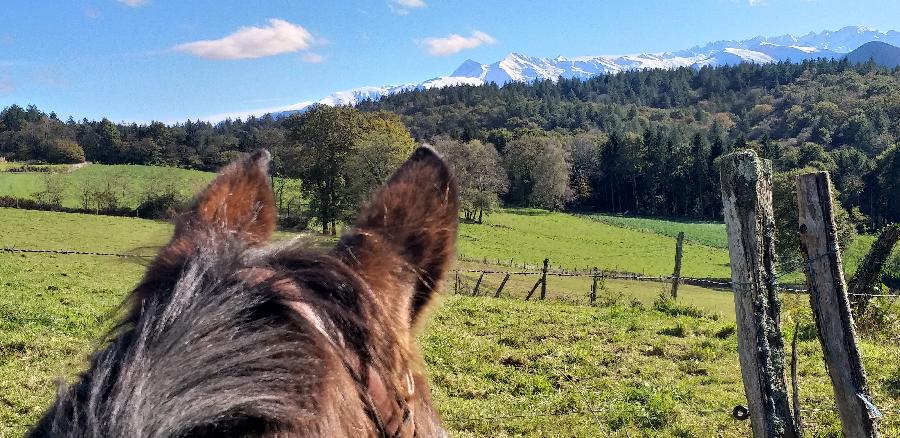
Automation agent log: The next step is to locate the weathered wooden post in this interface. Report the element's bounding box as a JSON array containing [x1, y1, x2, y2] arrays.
[[719, 150, 798, 438], [471, 272, 485, 296], [494, 273, 510, 298], [524, 277, 542, 301], [539, 258, 549, 300], [590, 267, 598, 305], [797, 171, 879, 438], [849, 224, 900, 315], [671, 231, 685, 299]]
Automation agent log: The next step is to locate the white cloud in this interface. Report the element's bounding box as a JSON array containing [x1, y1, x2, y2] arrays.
[[174, 19, 317, 60], [116, 0, 149, 7], [0, 74, 14, 95], [420, 30, 496, 56], [301, 52, 324, 63], [389, 0, 426, 15], [748, 0, 766, 5]]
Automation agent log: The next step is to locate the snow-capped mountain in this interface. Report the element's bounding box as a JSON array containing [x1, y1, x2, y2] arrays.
[[456, 26, 898, 84], [316, 76, 484, 107], [216, 26, 897, 121], [268, 77, 484, 119]]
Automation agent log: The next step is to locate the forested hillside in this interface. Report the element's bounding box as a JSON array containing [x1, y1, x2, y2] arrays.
[[2, 58, 899, 227], [360, 59, 900, 225]]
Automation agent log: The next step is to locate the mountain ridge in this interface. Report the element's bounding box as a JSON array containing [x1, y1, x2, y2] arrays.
[[235, 26, 898, 122]]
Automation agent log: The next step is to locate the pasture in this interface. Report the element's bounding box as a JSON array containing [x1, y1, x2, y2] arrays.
[[2, 208, 899, 436], [1, 161, 892, 282], [457, 209, 732, 279], [458, 209, 888, 285], [588, 214, 729, 249], [0, 163, 214, 209]]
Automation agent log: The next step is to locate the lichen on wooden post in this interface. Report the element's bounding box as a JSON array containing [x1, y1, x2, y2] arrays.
[[797, 171, 879, 438], [719, 150, 798, 438]]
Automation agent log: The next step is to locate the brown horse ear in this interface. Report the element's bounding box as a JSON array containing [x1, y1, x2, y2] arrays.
[[338, 146, 458, 325], [136, 150, 276, 302], [174, 149, 276, 245]]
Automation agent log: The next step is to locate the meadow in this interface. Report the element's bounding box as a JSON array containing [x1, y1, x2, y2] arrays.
[[456, 209, 732, 279], [1, 161, 891, 282], [0, 163, 214, 209], [2, 207, 899, 437], [588, 214, 730, 249], [457, 209, 887, 285]]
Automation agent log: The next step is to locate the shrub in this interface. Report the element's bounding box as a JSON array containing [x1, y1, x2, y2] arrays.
[[855, 294, 900, 342], [658, 322, 688, 338], [278, 210, 313, 231], [136, 191, 186, 220], [46, 139, 85, 164], [713, 324, 736, 339], [31, 173, 67, 208], [653, 293, 717, 320]]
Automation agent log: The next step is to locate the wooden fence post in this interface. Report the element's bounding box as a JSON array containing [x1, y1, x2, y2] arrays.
[[797, 171, 879, 438], [671, 231, 685, 299], [539, 258, 549, 300], [590, 267, 598, 305], [719, 150, 798, 438], [849, 224, 900, 315], [471, 272, 485, 297], [494, 273, 510, 298], [525, 277, 542, 301]]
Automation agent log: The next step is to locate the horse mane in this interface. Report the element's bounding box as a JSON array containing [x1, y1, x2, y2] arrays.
[[29, 241, 377, 437]]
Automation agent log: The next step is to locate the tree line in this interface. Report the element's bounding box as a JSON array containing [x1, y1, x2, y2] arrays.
[[2, 57, 899, 232]]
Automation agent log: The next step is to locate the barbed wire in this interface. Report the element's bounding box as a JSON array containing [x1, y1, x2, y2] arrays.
[[5, 243, 896, 300], [2, 246, 151, 258], [452, 266, 897, 299]]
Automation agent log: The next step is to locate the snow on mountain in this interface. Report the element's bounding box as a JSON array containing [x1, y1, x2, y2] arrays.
[[265, 76, 484, 120], [456, 26, 892, 85], [213, 26, 898, 122], [316, 76, 484, 107]]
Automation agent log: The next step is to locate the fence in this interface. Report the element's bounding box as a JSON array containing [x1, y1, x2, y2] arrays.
[[450, 255, 897, 306], [5, 169, 900, 435]]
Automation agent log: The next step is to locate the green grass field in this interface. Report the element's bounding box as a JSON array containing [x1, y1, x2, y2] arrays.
[[2, 207, 898, 437], [588, 214, 729, 249], [0, 163, 214, 209], [458, 209, 887, 285], [457, 209, 732, 279]]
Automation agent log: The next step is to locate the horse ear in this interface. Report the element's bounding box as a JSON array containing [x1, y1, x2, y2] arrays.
[[174, 149, 276, 245], [137, 150, 276, 300], [337, 146, 458, 325]]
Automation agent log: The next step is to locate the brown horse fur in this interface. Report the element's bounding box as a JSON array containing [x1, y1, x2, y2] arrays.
[[28, 147, 458, 437]]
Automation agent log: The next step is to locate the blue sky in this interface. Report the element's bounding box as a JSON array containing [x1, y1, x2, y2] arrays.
[[1, 0, 900, 123]]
